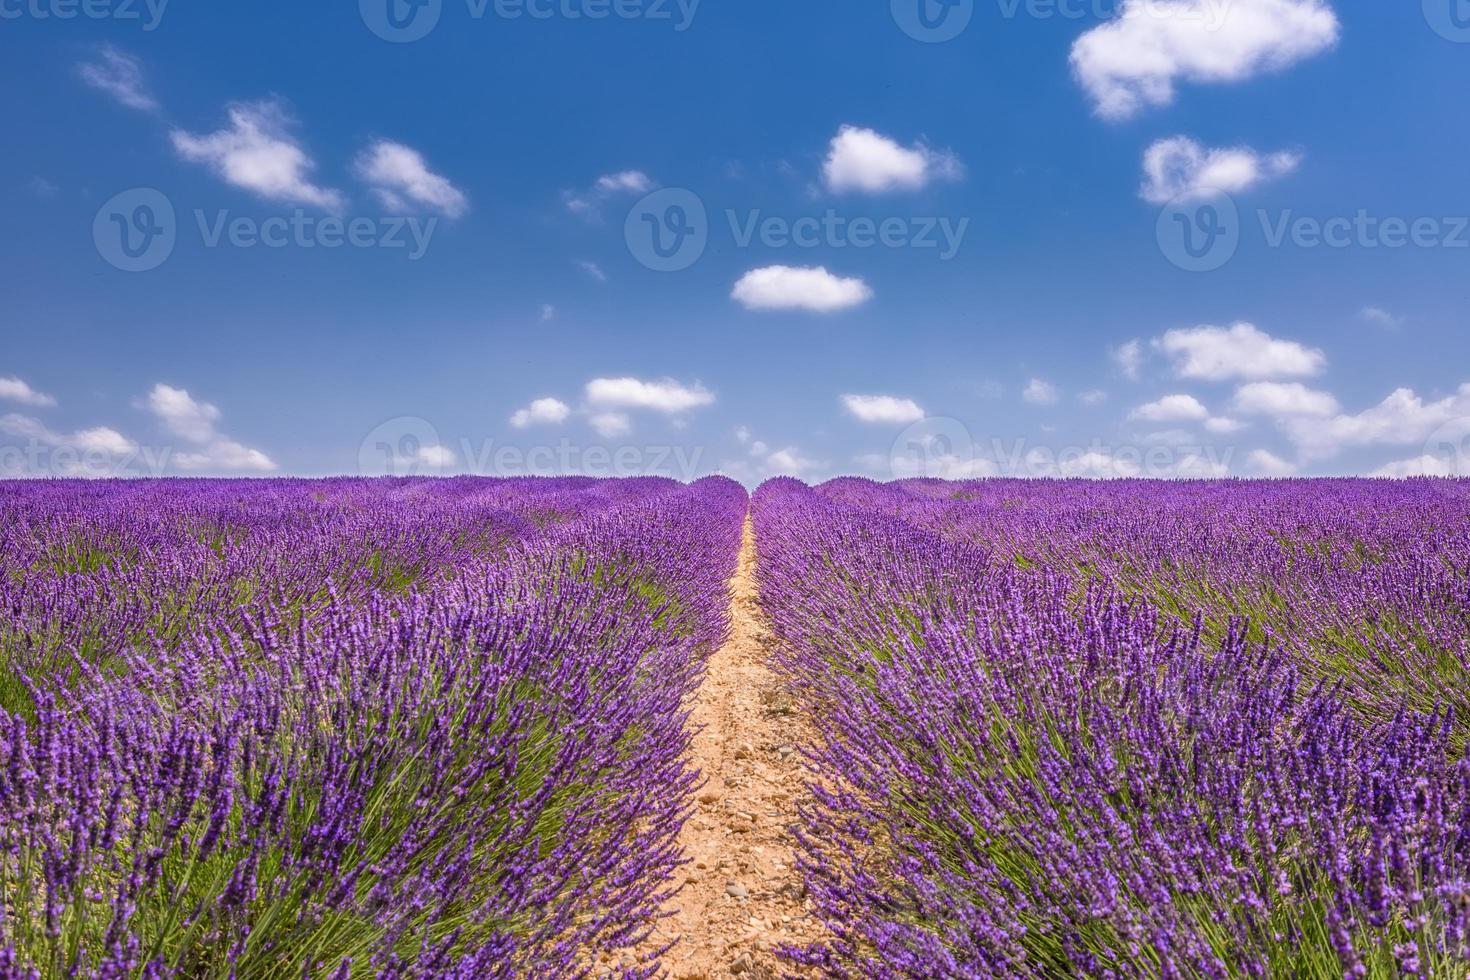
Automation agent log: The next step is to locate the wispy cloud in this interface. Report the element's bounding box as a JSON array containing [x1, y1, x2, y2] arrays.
[[172, 100, 344, 211], [354, 140, 468, 218], [77, 45, 158, 112]]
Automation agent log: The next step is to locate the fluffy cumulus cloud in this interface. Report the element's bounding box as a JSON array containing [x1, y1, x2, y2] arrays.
[[1157, 323, 1325, 381], [354, 141, 468, 218], [1279, 384, 1470, 461], [509, 397, 572, 429], [1140, 136, 1300, 204], [76, 45, 157, 112], [1130, 394, 1210, 423], [146, 384, 275, 472], [822, 126, 962, 194], [1232, 381, 1339, 418], [841, 394, 926, 425], [1023, 379, 1060, 406], [0, 377, 57, 408], [1071, 0, 1341, 120], [731, 266, 873, 313], [172, 101, 344, 211]]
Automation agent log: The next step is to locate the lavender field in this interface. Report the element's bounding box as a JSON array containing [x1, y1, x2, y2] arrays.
[[3, 476, 1470, 978]]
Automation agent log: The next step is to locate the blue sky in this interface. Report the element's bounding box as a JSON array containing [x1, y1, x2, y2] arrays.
[[3, 0, 1470, 483]]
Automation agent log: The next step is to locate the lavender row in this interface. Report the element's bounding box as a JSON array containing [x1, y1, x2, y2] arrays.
[[820, 478, 1470, 743], [753, 478, 1470, 978], [0, 476, 747, 977]]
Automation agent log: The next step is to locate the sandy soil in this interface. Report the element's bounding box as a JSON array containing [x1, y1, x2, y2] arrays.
[[637, 516, 824, 979]]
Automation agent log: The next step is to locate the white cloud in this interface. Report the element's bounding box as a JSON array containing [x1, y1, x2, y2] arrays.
[[1070, 0, 1341, 120], [0, 377, 57, 408], [145, 383, 275, 472], [566, 170, 655, 214], [765, 447, 816, 474], [0, 413, 139, 476], [413, 445, 458, 468], [541, 304, 557, 321], [354, 141, 468, 218], [1280, 384, 1470, 460], [1205, 416, 1246, 434], [589, 412, 632, 438], [77, 45, 157, 112], [1025, 448, 1143, 479], [595, 171, 654, 194], [731, 266, 873, 313], [1372, 455, 1461, 478], [578, 260, 608, 282], [1079, 389, 1109, 406], [1140, 136, 1300, 204], [1023, 379, 1060, 406], [861, 449, 1000, 480], [822, 125, 962, 194], [1112, 339, 1145, 380], [1131, 393, 1210, 423], [1360, 306, 1403, 331], [585, 377, 715, 415], [1232, 381, 1339, 418], [735, 426, 751, 445], [841, 394, 926, 425], [1246, 448, 1297, 476], [172, 101, 344, 211], [1157, 323, 1325, 381], [510, 397, 572, 429]]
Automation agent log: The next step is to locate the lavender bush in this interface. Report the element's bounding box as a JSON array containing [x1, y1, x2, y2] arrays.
[[0, 476, 746, 978], [755, 478, 1470, 978]]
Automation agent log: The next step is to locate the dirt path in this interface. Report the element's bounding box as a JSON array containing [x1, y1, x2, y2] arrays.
[[642, 516, 823, 978]]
